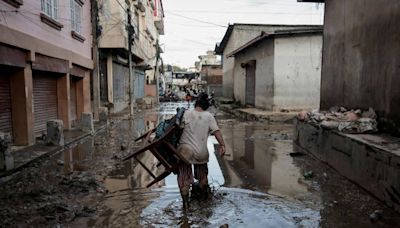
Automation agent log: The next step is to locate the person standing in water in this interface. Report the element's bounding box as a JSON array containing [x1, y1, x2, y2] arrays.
[[177, 95, 225, 210]]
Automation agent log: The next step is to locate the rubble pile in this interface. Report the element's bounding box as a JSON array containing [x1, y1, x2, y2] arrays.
[[297, 107, 378, 134]]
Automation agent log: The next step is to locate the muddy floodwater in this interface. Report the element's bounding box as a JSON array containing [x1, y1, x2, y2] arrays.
[[1, 102, 400, 227]]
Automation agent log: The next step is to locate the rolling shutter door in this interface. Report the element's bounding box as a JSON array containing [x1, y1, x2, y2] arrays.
[[134, 70, 145, 99], [0, 76, 12, 134], [33, 74, 58, 135]]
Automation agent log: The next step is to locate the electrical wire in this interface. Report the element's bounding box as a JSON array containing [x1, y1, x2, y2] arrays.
[[165, 11, 227, 28], [165, 9, 321, 16]]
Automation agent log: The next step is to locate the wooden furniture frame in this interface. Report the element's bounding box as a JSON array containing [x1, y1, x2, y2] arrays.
[[123, 108, 188, 187]]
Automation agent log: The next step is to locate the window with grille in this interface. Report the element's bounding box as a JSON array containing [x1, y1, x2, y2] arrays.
[[70, 0, 82, 34], [41, 0, 59, 20]]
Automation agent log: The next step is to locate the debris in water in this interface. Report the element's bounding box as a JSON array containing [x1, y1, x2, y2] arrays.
[[369, 210, 383, 222], [56, 160, 64, 166], [303, 171, 314, 180], [120, 143, 127, 151], [289, 152, 305, 157]]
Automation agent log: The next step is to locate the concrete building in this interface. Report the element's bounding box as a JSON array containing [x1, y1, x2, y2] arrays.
[[195, 51, 223, 97], [215, 23, 322, 99], [97, 0, 164, 112], [200, 65, 223, 98], [0, 0, 92, 145], [195, 50, 221, 72], [295, 0, 400, 212], [227, 30, 322, 111]]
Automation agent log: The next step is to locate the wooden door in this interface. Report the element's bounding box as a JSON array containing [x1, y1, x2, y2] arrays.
[[245, 60, 256, 106]]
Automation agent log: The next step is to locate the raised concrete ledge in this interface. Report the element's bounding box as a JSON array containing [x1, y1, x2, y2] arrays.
[[0, 122, 107, 180], [220, 105, 296, 122], [294, 119, 400, 212]]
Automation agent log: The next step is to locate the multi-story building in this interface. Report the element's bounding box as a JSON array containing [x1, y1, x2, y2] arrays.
[[196, 51, 222, 97], [97, 0, 164, 112], [195, 50, 221, 71], [200, 64, 223, 97], [0, 0, 93, 145]]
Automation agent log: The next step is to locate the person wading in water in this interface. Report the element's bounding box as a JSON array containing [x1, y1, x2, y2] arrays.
[[177, 95, 225, 210]]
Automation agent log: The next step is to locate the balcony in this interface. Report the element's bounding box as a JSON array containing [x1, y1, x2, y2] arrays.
[[134, 0, 146, 12], [153, 0, 164, 35], [154, 14, 164, 35]]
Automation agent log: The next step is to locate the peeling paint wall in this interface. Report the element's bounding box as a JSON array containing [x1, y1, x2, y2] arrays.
[[222, 25, 318, 99], [233, 39, 275, 109], [320, 0, 400, 134], [274, 35, 322, 111], [232, 34, 322, 111]]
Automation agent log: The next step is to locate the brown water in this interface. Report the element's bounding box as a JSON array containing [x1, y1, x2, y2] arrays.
[[28, 102, 399, 227]]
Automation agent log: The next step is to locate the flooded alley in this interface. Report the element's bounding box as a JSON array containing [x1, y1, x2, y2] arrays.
[[1, 0, 400, 227], [0, 102, 399, 228]]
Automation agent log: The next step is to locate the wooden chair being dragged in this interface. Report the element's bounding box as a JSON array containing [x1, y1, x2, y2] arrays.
[[122, 108, 188, 188]]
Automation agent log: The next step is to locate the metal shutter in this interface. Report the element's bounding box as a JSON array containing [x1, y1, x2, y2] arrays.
[[33, 74, 58, 135], [134, 70, 145, 99], [0, 76, 12, 134], [112, 62, 128, 102]]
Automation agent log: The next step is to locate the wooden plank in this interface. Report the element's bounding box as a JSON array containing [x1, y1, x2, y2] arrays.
[[134, 157, 156, 179], [163, 141, 190, 164], [150, 147, 172, 170], [146, 171, 171, 188]]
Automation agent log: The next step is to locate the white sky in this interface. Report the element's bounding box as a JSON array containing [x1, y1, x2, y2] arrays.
[[160, 0, 324, 68]]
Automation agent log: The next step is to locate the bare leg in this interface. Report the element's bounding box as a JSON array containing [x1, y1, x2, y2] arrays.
[[194, 164, 209, 199], [177, 162, 193, 210]]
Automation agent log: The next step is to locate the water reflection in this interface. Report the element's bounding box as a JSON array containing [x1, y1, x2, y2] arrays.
[[220, 122, 308, 199], [68, 103, 320, 227], [63, 138, 94, 173]]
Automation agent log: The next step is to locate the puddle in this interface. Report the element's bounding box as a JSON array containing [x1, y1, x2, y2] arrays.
[[63, 139, 94, 173], [141, 188, 320, 228], [70, 103, 323, 227], [220, 123, 309, 200], [66, 102, 400, 228], [3, 102, 400, 227]]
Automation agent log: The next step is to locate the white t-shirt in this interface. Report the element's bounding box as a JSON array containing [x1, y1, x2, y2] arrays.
[[178, 109, 219, 164]]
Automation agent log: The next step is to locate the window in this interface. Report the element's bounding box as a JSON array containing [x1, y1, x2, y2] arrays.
[[70, 0, 82, 34], [134, 10, 140, 39], [41, 0, 58, 20]]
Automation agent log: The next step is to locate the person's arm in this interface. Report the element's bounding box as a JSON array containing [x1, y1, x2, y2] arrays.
[[213, 130, 225, 156]]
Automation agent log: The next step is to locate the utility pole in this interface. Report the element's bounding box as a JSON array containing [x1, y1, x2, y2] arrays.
[[91, 0, 100, 120], [154, 41, 160, 104], [127, 3, 135, 116]]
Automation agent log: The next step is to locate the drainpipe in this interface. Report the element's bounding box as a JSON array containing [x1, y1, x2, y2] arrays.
[[127, 4, 135, 115], [91, 0, 100, 119], [154, 41, 160, 104]]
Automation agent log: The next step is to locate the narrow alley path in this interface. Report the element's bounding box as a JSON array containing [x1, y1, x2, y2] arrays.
[[1, 102, 399, 227]]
